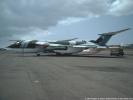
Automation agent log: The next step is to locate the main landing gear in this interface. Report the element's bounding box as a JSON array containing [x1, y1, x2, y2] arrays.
[[36, 53, 40, 56]]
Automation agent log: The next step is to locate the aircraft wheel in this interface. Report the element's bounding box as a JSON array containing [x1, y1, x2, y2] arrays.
[[36, 53, 40, 56]]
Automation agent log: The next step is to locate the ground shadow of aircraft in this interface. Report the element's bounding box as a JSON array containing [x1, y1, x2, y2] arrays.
[[17, 53, 126, 58]]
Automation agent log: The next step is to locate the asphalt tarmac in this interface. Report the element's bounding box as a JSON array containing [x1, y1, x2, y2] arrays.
[[0, 50, 133, 100]]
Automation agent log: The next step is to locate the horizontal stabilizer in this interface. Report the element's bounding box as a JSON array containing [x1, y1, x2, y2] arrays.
[[99, 28, 131, 36]]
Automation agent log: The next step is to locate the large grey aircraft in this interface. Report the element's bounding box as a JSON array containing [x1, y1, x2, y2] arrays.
[[6, 28, 130, 56]]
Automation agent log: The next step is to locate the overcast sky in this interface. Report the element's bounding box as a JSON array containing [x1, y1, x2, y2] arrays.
[[0, 0, 133, 47]]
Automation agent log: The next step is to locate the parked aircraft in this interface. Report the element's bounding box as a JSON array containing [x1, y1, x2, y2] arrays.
[[6, 28, 130, 56]]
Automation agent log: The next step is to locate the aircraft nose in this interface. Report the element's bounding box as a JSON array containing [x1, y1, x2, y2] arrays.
[[5, 46, 12, 51], [6, 45, 11, 48]]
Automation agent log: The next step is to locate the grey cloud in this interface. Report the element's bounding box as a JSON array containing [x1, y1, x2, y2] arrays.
[[0, 0, 132, 42], [109, 0, 133, 16]]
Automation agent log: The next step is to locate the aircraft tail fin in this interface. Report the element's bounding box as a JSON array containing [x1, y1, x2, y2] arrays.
[[90, 28, 131, 46]]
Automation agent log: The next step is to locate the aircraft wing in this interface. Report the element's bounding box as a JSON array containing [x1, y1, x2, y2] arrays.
[[57, 38, 78, 42]]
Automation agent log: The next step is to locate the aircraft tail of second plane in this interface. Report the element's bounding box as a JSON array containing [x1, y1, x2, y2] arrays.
[[90, 28, 130, 46]]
